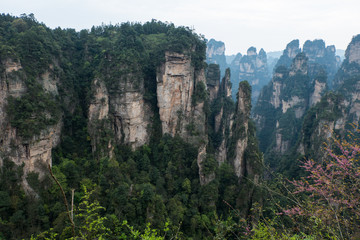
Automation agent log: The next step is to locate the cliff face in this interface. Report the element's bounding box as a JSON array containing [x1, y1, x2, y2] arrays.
[[232, 81, 252, 178], [157, 52, 209, 184], [254, 38, 343, 169], [206, 39, 228, 76], [253, 35, 360, 176], [157, 52, 197, 138], [0, 59, 62, 191], [303, 40, 341, 86], [254, 53, 326, 167], [276, 39, 341, 87], [88, 70, 152, 154], [231, 47, 270, 103], [208, 68, 261, 182], [275, 40, 301, 69], [230, 47, 270, 103], [206, 63, 220, 102]]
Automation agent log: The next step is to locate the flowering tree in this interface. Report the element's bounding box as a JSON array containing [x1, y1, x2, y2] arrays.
[[284, 130, 360, 239]]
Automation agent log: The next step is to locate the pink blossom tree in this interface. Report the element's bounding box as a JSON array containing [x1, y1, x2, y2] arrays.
[[284, 130, 360, 239]]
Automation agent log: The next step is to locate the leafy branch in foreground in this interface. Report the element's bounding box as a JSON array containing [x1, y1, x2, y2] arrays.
[[283, 127, 360, 239]]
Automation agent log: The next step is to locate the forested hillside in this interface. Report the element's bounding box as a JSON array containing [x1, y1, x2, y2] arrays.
[[0, 14, 262, 239], [1, 13, 360, 240]]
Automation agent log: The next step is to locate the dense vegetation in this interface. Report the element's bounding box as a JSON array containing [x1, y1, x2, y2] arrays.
[[1, 13, 360, 240], [0, 14, 261, 239]]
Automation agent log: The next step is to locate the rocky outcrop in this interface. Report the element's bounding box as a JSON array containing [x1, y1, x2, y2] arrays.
[[296, 92, 347, 163], [206, 63, 220, 102], [157, 52, 195, 137], [0, 59, 62, 192], [88, 71, 152, 153], [232, 81, 251, 178], [303, 40, 341, 85], [276, 40, 301, 69], [334, 34, 360, 123], [276, 39, 340, 87], [333, 35, 360, 88], [213, 70, 233, 163], [230, 47, 270, 103], [254, 35, 360, 174], [345, 36, 360, 65], [157, 52, 207, 141], [255, 37, 343, 164], [309, 79, 327, 106], [206, 39, 227, 76], [254, 53, 322, 164]]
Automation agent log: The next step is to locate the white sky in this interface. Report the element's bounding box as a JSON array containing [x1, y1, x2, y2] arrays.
[[2, 0, 360, 55]]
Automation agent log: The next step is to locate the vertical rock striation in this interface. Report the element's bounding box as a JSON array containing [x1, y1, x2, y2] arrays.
[[230, 47, 270, 103], [206, 39, 227, 76], [0, 59, 62, 192]]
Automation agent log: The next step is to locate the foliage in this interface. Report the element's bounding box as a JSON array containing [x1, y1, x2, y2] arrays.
[[282, 129, 360, 239], [192, 81, 208, 105], [7, 82, 60, 139], [0, 14, 264, 240]]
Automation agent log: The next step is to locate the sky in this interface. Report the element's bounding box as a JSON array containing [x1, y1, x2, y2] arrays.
[[2, 0, 360, 55]]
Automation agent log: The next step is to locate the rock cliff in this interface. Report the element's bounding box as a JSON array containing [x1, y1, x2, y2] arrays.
[[157, 52, 200, 138], [276, 39, 341, 87], [206, 63, 220, 102], [254, 35, 359, 175], [88, 69, 152, 154], [0, 58, 62, 192], [254, 53, 325, 168], [208, 68, 261, 182], [230, 47, 270, 103], [275, 40, 301, 69], [206, 39, 228, 76]]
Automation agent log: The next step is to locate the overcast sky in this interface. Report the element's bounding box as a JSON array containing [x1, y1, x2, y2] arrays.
[[3, 0, 360, 55]]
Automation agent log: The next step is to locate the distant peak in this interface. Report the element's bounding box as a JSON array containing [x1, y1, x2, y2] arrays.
[[247, 46, 257, 56]]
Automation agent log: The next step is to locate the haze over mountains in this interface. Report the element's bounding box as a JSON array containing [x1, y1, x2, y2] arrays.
[[206, 38, 345, 102], [1, 13, 360, 239]]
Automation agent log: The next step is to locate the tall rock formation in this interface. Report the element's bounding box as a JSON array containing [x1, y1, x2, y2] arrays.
[[231, 81, 252, 178], [88, 68, 152, 155], [210, 69, 234, 165], [207, 68, 262, 214], [254, 35, 359, 176], [254, 38, 343, 170], [275, 40, 301, 69], [303, 34, 360, 142], [275, 39, 341, 87], [206, 63, 220, 102], [157, 52, 206, 140], [299, 35, 360, 155], [229, 47, 270, 103], [208, 69, 262, 181], [206, 39, 228, 77], [303, 39, 341, 87], [0, 58, 62, 192], [254, 53, 327, 168]]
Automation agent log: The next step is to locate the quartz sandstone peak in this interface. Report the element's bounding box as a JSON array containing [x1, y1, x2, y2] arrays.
[[233, 81, 251, 178], [345, 34, 360, 65], [157, 52, 195, 137], [0, 59, 62, 192]]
